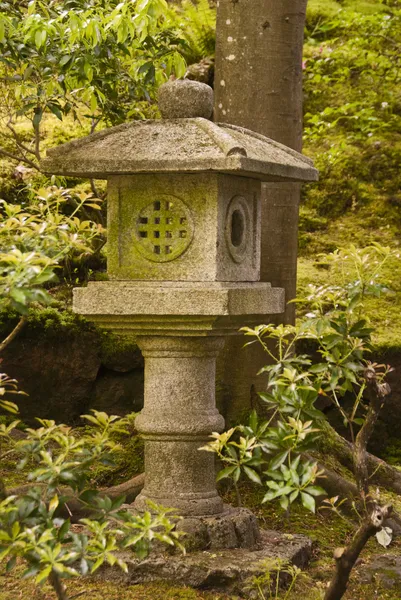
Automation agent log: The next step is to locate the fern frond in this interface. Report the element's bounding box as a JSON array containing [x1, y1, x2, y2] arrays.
[[167, 0, 216, 64]]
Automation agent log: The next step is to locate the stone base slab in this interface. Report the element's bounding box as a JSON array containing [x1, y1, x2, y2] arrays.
[[175, 506, 262, 551], [99, 529, 312, 598]]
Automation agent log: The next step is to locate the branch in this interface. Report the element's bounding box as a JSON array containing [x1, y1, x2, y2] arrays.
[[319, 420, 401, 495], [7, 473, 145, 523], [49, 571, 69, 600], [34, 122, 41, 162], [0, 147, 40, 171], [324, 366, 393, 600], [324, 503, 393, 600], [0, 317, 27, 354], [354, 366, 391, 499], [6, 121, 37, 157]]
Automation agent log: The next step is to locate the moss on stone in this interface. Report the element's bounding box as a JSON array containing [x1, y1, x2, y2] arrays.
[[92, 426, 144, 487], [99, 331, 139, 366]]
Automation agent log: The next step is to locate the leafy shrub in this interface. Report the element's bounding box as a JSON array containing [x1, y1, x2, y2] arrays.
[[0, 408, 183, 600], [204, 245, 395, 600]]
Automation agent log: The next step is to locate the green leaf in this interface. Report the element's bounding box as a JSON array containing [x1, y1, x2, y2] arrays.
[[58, 519, 71, 540], [35, 29, 47, 48], [303, 486, 326, 497], [90, 93, 98, 113], [36, 565, 52, 584], [233, 467, 241, 483], [243, 466, 262, 485], [262, 490, 275, 503], [59, 55, 71, 67], [10, 289, 26, 305], [279, 495, 289, 510], [84, 62, 94, 82], [33, 109, 43, 128], [48, 103, 63, 120], [301, 492, 316, 513], [269, 451, 289, 471], [216, 466, 237, 482], [173, 52, 186, 79], [249, 410, 258, 432]]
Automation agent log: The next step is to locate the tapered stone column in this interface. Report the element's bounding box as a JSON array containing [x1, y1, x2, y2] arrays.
[[134, 336, 225, 516]]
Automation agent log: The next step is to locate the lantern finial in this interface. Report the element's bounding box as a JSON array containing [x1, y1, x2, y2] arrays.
[[158, 79, 214, 120]]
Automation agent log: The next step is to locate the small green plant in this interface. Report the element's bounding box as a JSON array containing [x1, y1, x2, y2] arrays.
[[246, 558, 304, 600], [0, 408, 183, 600], [204, 244, 396, 600], [0, 372, 26, 414], [0, 185, 105, 350], [201, 322, 326, 512]]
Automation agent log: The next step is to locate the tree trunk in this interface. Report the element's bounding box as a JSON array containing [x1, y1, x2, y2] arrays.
[[214, 0, 307, 314], [324, 367, 392, 600], [214, 0, 308, 421], [324, 504, 392, 600], [49, 572, 69, 600], [318, 420, 401, 495]]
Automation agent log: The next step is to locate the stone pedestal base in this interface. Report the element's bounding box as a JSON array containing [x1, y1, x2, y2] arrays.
[[176, 506, 261, 551], [98, 529, 312, 598]]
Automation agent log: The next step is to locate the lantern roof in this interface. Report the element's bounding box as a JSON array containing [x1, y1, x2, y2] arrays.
[[41, 80, 318, 183]]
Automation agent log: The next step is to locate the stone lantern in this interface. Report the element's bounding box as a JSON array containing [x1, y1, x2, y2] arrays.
[[42, 80, 317, 573]]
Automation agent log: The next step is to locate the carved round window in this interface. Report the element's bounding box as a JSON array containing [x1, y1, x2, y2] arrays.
[[134, 196, 194, 263], [225, 196, 250, 264]]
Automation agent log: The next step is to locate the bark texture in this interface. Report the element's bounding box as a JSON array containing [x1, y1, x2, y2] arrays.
[[319, 420, 401, 495], [8, 473, 145, 522], [324, 503, 393, 600], [214, 0, 308, 420], [324, 367, 392, 600], [214, 0, 307, 320]]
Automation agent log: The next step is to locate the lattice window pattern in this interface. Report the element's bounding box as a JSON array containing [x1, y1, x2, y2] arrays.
[[134, 196, 194, 263]]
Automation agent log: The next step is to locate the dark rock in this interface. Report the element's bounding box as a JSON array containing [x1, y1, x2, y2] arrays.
[[360, 554, 401, 590], [0, 322, 144, 425], [186, 58, 215, 87], [1, 330, 102, 424], [206, 512, 238, 550], [177, 506, 262, 552], [176, 518, 209, 552], [91, 368, 144, 416], [231, 508, 261, 549], [158, 79, 213, 120]]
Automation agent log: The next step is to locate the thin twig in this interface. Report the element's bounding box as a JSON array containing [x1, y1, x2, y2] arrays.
[[0, 147, 40, 171], [49, 571, 69, 600], [6, 120, 37, 157], [0, 317, 27, 353], [33, 110, 41, 162], [90, 178, 102, 201]]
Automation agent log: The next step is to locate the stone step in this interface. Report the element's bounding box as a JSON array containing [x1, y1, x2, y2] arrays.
[[99, 529, 312, 598]]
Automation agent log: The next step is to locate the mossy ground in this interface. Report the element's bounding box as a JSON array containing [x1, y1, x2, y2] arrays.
[[299, 0, 401, 353], [2, 479, 401, 599]]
